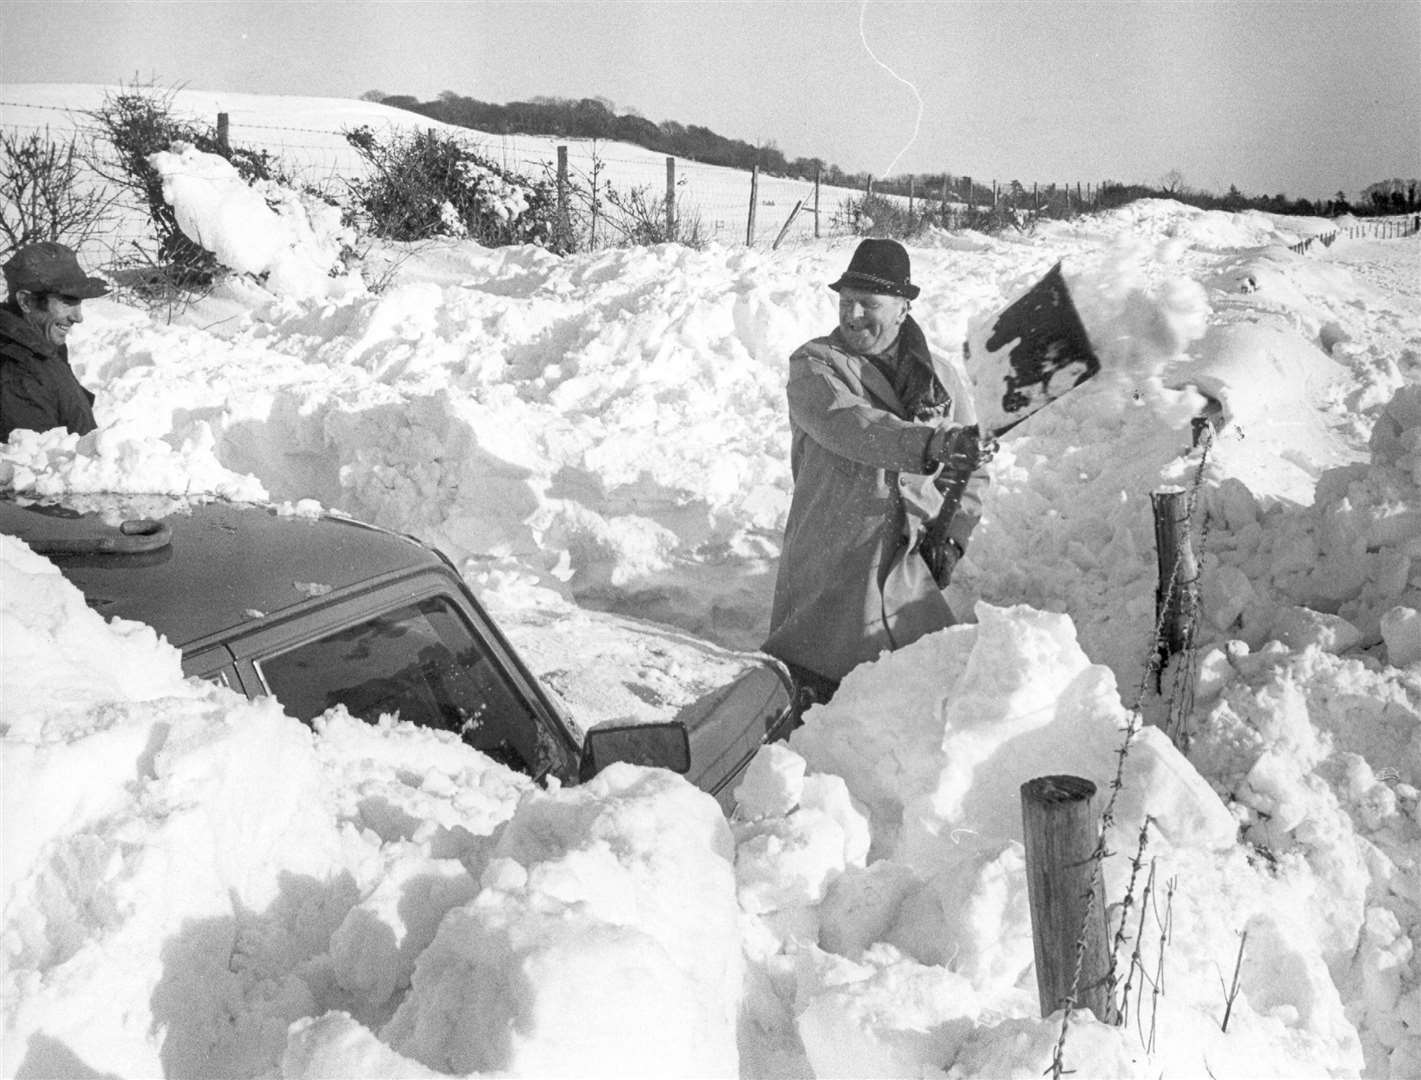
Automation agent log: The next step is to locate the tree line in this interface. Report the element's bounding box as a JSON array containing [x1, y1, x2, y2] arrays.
[[1092, 178, 1419, 219], [363, 91, 836, 180], [363, 91, 1416, 218]]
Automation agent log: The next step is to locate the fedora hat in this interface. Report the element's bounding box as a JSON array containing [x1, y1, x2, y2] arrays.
[[4, 242, 109, 300], [829, 238, 919, 300]]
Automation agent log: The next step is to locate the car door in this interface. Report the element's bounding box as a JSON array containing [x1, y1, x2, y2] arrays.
[[218, 568, 582, 785]]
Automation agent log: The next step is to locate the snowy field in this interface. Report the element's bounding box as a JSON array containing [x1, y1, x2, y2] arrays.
[[0, 84, 887, 254], [3, 87, 1421, 1079]]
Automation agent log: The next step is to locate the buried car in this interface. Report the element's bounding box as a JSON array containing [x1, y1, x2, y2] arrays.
[[0, 497, 796, 810]]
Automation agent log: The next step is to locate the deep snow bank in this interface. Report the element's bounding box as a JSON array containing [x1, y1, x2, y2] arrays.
[[2, 534, 745, 1079], [6, 525, 1384, 1079]]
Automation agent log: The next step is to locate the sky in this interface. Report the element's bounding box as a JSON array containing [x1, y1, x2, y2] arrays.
[[2, 2, 1419, 203]]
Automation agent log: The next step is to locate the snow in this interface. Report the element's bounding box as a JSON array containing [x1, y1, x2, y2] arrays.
[[148, 142, 361, 301], [0, 83, 884, 257], [3, 87, 1421, 1079]]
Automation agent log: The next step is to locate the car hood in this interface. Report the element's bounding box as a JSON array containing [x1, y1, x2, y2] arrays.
[[494, 599, 787, 733]]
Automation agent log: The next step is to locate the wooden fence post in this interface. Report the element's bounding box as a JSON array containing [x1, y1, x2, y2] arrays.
[[556, 146, 570, 249], [964, 175, 972, 211], [908, 176, 915, 217], [1150, 487, 1198, 697], [940, 175, 950, 226], [1021, 775, 1115, 1024], [772, 200, 804, 250], [665, 156, 676, 239], [216, 112, 230, 152], [590, 155, 600, 248], [814, 165, 822, 239], [866, 175, 874, 199], [746, 165, 759, 246]]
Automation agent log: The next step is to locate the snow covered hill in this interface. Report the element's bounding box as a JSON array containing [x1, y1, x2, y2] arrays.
[[1, 82, 878, 253]]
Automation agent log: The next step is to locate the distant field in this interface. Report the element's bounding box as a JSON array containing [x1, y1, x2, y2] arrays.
[[1, 83, 928, 253]]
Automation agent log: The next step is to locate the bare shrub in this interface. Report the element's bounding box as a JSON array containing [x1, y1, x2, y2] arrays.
[[956, 203, 1032, 235], [85, 81, 288, 285], [343, 126, 559, 249], [840, 193, 941, 240], [102, 247, 219, 325], [0, 128, 119, 260], [598, 183, 704, 248], [533, 146, 705, 252]]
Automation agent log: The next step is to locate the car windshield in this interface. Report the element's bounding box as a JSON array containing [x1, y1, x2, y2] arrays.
[[259, 595, 563, 778]]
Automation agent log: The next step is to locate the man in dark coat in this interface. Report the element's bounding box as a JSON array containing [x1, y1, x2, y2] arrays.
[[1, 241, 109, 442], [764, 239, 990, 704]]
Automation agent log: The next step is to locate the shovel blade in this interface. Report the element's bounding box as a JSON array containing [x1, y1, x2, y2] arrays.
[[972, 262, 1101, 437]]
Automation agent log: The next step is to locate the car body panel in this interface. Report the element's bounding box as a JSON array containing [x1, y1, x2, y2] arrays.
[[1, 500, 433, 651], [675, 661, 796, 800], [495, 601, 797, 807], [1, 497, 793, 811]]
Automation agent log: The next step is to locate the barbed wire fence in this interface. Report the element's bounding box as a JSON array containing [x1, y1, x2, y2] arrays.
[[0, 96, 1130, 258], [1288, 215, 1420, 254], [1044, 421, 1219, 1078], [0, 97, 861, 254], [7, 95, 1418, 261]]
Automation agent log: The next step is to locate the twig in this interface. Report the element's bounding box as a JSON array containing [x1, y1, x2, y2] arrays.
[[1109, 820, 1156, 999], [1050, 449, 1212, 1074], [1115, 855, 1157, 1034], [1146, 876, 1175, 1053], [1220, 929, 1248, 1032]]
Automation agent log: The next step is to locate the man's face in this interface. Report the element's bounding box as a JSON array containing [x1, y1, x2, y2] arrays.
[[19, 292, 84, 348], [837, 287, 907, 356]]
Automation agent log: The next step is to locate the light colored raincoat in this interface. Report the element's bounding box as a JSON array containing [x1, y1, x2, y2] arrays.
[[764, 319, 986, 682]]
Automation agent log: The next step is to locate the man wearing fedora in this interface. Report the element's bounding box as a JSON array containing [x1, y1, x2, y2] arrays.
[[764, 238, 990, 705], [1, 241, 109, 442]]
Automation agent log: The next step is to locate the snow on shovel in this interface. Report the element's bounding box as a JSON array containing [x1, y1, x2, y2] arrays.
[[921, 262, 1102, 586], [973, 260, 1102, 438]]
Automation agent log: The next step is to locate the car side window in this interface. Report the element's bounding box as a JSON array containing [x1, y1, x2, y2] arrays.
[[258, 595, 560, 778]]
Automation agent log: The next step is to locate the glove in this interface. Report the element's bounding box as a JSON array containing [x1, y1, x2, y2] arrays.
[[919, 526, 964, 589], [926, 423, 996, 474]]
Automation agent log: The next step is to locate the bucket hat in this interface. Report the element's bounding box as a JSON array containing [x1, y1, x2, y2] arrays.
[[4, 242, 109, 299], [829, 238, 919, 300]]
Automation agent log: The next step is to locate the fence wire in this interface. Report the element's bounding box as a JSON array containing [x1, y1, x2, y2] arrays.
[[1047, 426, 1217, 1078], [7, 95, 1417, 254], [0, 95, 1102, 253], [2, 100, 878, 249], [1288, 217, 1420, 253]]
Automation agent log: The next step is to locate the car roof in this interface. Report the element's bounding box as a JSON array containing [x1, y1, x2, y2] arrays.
[[1, 497, 445, 650]]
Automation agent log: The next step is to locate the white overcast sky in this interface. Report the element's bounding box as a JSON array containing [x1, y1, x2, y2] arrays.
[[3, 0, 1418, 200]]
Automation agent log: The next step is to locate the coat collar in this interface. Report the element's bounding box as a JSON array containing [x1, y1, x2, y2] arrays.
[[826, 314, 935, 415], [0, 303, 62, 361], [894, 315, 934, 373]]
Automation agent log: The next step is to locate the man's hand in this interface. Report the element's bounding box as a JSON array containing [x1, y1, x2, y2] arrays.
[[919, 525, 964, 588], [926, 423, 995, 474]]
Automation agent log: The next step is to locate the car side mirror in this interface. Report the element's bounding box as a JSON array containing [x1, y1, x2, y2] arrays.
[[579, 721, 691, 783]]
